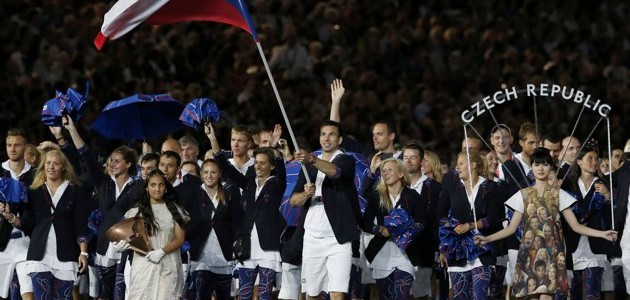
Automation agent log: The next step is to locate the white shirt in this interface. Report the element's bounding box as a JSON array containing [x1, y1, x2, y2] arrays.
[[304, 150, 343, 238], [1, 160, 31, 180], [409, 175, 427, 196], [111, 175, 133, 200], [229, 157, 255, 175], [514, 152, 532, 176]]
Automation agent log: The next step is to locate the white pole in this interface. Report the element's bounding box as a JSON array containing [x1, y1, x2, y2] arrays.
[[464, 125, 478, 231], [606, 117, 615, 230], [255, 41, 311, 184]]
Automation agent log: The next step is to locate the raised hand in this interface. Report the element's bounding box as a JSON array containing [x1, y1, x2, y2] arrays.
[[271, 124, 282, 147], [330, 78, 345, 104]]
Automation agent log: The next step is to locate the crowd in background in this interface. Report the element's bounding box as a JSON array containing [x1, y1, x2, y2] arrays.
[[0, 0, 629, 167]]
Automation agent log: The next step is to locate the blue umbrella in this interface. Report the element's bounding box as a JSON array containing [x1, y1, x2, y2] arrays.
[[180, 98, 223, 129], [91, 94, 184, 140]]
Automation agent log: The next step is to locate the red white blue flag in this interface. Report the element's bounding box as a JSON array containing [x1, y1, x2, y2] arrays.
[[95, 0, 257, 50]]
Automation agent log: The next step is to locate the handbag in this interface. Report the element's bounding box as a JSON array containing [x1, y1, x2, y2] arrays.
[[280, 225, 303, 265], [232, 233, 251, 263], [232, 197, 263, 263]]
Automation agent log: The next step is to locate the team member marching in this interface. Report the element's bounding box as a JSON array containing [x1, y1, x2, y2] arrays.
[[561, 141, 613, 299], [437, 150, 503, 300], [362, 158, 428, 299], [184, 159, 243, 300]]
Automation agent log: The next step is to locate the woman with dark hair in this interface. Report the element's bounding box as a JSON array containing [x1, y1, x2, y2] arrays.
[[362, 158, 427, 299], [437, 150, 502, 300], [114, 170, 189, 300], [5, 149, 90, 300], [185, 159, 242, 300], [476, 147, 617, 300], [218, 147, 286, 300], [561, 140, 613, 299]]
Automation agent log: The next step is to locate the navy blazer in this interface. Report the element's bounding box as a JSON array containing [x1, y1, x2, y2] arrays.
[[418, 178, 442, 266], [21, 183, 90, 262], [292, 153, 361, 244], [185, 183, 243, 261], [561, 178, 611, 255], [437, 178, 502, 267], [0, 167, 34, 251], [79, 147, 143, 256], [218, 155, 287, 252], [362, 187, 428, 266]]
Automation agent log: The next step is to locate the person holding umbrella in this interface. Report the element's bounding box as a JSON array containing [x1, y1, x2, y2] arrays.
[[362, 158, 427, 299], [11, 149, 90, 300]]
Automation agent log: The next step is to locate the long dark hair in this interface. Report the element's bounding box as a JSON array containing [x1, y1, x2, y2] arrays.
[[565, 140, 599, 192], [134, 169, 188, 235]]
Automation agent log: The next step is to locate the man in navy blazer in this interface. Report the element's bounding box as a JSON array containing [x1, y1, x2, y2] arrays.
[[292, 120, 361, 300]]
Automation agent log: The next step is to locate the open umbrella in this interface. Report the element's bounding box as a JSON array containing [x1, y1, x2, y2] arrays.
[[180, 98, 223, 129], [92, 94, 184, 140]]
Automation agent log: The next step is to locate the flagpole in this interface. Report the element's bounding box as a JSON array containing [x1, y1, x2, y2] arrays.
[[255, 41, 311, 184], [606, 117, 615, 230]]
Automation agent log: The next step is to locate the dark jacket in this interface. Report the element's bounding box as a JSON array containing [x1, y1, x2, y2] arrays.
[[437, 177, 502, 267], [561, 178, 611, 255], [217, 154, 287, 252], [78, 147, 143, 256], [362, 187, 428, 266], [185, 183, 243, 261], [418, 178, 442, 267], [292, 153, 361, 244], [21, 182, 90, 262]]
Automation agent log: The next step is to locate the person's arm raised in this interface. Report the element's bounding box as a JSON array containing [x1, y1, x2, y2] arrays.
[[329, 78, 345, 123]]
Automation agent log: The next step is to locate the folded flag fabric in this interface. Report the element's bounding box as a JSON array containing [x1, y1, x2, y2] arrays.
[[41, 84, 89, 126], [384, 208, 422, 251], [438, 217, 490, 262], [180, 98, 222, 129], [0, 177, 28, 204]]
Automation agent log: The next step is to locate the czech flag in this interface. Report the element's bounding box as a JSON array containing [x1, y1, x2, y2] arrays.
[[95, 0, 258, 50]]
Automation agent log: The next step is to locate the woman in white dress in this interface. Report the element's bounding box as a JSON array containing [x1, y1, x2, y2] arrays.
[[115, 169, 189, 300]]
